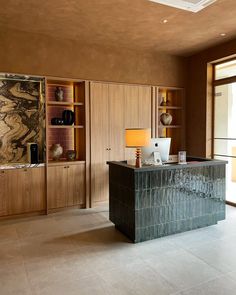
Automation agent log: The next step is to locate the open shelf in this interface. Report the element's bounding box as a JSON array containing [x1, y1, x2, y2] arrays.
[[47, 101, 84, 106], [46, 79, 86, 163], [48, 125, 84, 129], [158, 87, 185, 155], [158, 125, 181, 129], [48, 160, 85, 166], [158, 106, 182, 110]]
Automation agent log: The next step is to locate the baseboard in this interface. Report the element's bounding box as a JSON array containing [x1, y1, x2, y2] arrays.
[[0, 210, 46, 221], [47, 204, 85, 214]]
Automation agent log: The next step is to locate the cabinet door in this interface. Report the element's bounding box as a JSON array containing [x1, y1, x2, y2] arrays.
[[138, 86, 152, 129], [124, 85, 152, 161], [124, 85, 140, 161], [124, 85, 139, 129], [7, 169, 24, 215], [24, 167, 45, 212], [90, 82, 110, 204], [47, 166, 68, 209], [67, 164, 85, 206], [109, 84, 125, 161], [7, 168, 45, 214], [0, 170, 7, 216]]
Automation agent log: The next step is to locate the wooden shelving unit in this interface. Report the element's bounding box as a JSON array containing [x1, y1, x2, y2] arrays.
[[46, 79, 86, 163], [157, 87, 185, 155], [45, 78, 87, 211]]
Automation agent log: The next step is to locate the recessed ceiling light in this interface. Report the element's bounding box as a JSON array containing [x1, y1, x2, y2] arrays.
[[162, 19, 168, 23], [220, 33, 226, 37]]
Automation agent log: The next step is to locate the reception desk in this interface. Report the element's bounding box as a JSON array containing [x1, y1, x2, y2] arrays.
[[107, 158, 226, 243]]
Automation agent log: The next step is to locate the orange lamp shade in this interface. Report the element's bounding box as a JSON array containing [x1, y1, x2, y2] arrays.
[[232, 147, 236, 182], [125, 128, 151, 148]]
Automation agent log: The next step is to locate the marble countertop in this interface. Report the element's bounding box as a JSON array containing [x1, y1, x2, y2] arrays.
[[0, 163, 45, 170]]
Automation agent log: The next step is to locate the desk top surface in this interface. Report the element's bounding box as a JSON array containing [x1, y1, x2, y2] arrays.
[[107, 157, 227, 172]]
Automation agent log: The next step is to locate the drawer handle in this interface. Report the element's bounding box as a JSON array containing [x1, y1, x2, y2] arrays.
[[1, 170, 5, 174]]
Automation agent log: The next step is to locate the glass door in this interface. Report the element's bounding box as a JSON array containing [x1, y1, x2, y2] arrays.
[[214, 82, 236, 204]]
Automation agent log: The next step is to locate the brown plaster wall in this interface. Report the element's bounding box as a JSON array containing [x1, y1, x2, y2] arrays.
[[187, 38, 236, 157], [0, 28, 186, 87]]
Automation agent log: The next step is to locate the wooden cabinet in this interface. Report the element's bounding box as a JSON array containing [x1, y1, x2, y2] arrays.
[[45, 78, 87, 211], [124, 85, 152, 160], [124, 85, 152, 128], [67, 164, 85, 206], [90, 82, 110, 204], [90, 82, 152, 205], [109, 84, 125, 161], [0, 167, 45, 217], [47, 165, 68, 209], [46, 79, 86, 163], [8, 167, 45, 215], [47, 163, 85, 210], [90, 82, 125, 204]]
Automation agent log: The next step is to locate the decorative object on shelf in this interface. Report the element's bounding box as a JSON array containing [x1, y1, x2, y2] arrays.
[[66, 150, 76, 161], [27, 143, 39, 164], [55, 87, 64, 101], [160, 98, 171, 106], [51, 118, 64, 125], [178, 151, 187, 164], [125, 128, 151, 168], [50, 143, 63, 160], [160, 112, 172, 125], [62, 110, 74, 125]]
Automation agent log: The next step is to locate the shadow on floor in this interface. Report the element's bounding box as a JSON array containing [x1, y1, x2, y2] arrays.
[[48, 225, 132, 246]]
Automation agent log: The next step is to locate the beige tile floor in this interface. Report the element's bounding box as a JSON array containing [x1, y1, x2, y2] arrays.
[[0, 205, 236, 295]]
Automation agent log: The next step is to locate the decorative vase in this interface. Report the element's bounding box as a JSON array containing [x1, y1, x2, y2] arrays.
[[55, 87, 64, 101], [160, 113, 172, 125], [62, 110, 74, 125], [160, 98, 171, 106], [66, 150, 76, 161], [50, 144, 63, 160]]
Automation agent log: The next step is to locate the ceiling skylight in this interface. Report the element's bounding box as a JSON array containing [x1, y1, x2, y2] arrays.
[[149, 0, 217, 13]]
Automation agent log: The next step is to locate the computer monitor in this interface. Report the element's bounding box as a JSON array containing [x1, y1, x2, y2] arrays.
[[141, 138, 171, 165]]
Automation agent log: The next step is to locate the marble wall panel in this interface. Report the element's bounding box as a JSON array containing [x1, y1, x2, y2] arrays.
[[0, 75, 45, 163]]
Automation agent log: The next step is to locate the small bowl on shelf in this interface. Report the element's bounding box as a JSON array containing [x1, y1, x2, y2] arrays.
[[66, 150, 77, 161]]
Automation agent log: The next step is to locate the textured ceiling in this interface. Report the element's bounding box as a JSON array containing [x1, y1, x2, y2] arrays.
[[0, 0, 236, 56]]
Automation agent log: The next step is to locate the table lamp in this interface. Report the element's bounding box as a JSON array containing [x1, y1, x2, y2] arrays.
[[125, 128, 151, 168]]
